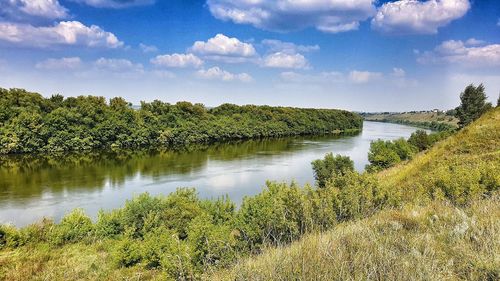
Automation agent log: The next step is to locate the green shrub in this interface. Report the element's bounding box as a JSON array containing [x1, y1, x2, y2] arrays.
[[94, 209, 124, 238], [187, 214, 239, 270], [113, 236, 143, 267], [141, 227, 180, 269], [366, 140, 401, 172], [312, 153, 354, 188], [121, 193, 164, 237], [236, 181, 312, 249], [163, 188, 204, 239], [51, 209, 93, 245]]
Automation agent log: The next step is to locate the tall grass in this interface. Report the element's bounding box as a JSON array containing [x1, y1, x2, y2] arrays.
[[214, 195, 500, 281]]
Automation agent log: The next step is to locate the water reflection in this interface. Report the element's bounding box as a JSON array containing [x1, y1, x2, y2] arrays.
[[0, 121, 423, 226]]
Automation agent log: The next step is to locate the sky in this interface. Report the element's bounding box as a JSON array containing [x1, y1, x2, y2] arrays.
[[0, 0, 499, 111]]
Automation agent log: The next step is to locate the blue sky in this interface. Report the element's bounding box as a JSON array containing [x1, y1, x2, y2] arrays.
[[0, 0, 499, 111]]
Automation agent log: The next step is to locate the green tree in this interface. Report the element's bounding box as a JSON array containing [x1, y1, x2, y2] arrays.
[[455, 84, 492, 128], [311, 153, 354, 188], [408, 130, 430, 151], [366, 140, 401, 172]]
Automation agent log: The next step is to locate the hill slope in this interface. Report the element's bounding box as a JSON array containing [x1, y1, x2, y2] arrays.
[[212, 108, 500, 280], [363, 111, 458, 131]]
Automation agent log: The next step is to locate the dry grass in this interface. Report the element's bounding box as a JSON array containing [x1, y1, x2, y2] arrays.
[[0, 241, 165, 281], [213, 195, 500, 281]]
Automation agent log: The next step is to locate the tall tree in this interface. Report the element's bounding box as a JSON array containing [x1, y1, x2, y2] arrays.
[[454, 84, 491, 128]]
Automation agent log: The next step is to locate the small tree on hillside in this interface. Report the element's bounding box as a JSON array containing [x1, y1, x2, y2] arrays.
[[311, 153, 354, 188], [454, 84, 492, 128], [497, 92, 500, 107]]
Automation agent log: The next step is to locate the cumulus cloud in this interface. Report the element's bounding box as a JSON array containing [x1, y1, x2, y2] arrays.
[[94, 58, 144, 72], [70, 0, 154, 8], [190, 34, 257, 63], [263, 52, 308, 69], [349, 70, 382, 83], [150, 53, 203, 68], [35, 57, 82, 70], [261, 39, 319, 54], [196, 67, 253, 82], [207, 0, 376, 33], [0, 0, 69, 21], [0, 21, 123, 48], [372, 0, 470, 34], [418, 39, 500, 67], [139, 43, 158, 53]]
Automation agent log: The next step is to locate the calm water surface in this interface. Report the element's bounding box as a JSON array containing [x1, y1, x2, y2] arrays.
[[0, 121, 424, 226]]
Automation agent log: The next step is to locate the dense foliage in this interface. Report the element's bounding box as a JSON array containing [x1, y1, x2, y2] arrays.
[[0, 88, 362, 155], [454, 84, 492, 128], [365, 130, 452, 172], [311, 153, 354, 188]]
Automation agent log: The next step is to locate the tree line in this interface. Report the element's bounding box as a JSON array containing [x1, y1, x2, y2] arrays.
[[0, 88, 363, 155]]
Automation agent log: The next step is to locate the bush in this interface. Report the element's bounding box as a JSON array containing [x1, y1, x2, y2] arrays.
[[51, 209, 93, 245], [236, 181, 312, 249], [366, 140, 401, 172], [408, 130, 430, 151], [187, 214, 239, 270], [121, 193, 164, 237], [312, 153, 354, 188], [113, 236, 143, 267], [94, 209, 124, 238]]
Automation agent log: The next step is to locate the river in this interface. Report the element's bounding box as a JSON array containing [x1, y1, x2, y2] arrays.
[[0, 121, 425, 226]]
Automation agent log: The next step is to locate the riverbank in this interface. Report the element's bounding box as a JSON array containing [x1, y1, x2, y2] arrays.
[[0, 88, 363, 155], [0, 121, 419, 227]]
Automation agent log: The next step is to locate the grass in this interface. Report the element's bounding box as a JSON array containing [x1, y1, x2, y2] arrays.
[[0, 241, 165, 280], [378, 108, 500, 204], [213, 195, 500, 281]]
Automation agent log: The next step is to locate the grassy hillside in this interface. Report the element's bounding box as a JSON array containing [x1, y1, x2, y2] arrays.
[[214, 196, 499, 281], [378, 108, 499, 205], [363, 111, 459, 131], [212, 108, 500, 280]]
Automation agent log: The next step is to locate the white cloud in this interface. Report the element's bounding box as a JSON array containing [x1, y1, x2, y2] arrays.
[[150, 53, 203, 68], [196, 67, 253, 82], [392, 67, 406, 77], [139, 43, 158, 53], [70, 0, 154, 8], [0, 21, 123, 48], [465, 38, 485, 46], [280, 71, 344, 83], [94, 58, 143, 72], [0, 0, 69, 21], [263, 52, 308, 69], [349, 70, 382, 83], [261, 39, 319, 54], [151, 70, 176, 79], [372, 0, 470, 34], [190, 34, 257, 63], [207, 0, 376, 33], [418, 39, 500, 67], [36, 57, 82, 70]]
